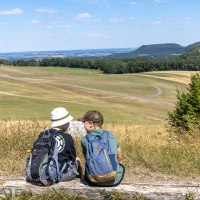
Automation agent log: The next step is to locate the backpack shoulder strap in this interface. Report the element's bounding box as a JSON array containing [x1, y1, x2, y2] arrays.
[[86, 130, 110, 142], [42, 128, 51, 138], [86, 132, 96, 142], [48, 128, 62, 136], [100, 130, 109, 144], [102, 130, 109, 138]]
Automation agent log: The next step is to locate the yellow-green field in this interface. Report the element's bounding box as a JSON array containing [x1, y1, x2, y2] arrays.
[[0, 65, 197, 124]]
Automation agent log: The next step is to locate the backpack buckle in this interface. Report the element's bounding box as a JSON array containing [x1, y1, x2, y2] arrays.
[[32, 150, 38, 156], [43, 128, 50, 138]]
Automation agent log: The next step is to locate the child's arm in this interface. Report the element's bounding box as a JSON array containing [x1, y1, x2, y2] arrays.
[[76, 156, 83, 179], [117, 147, 123, 164], [81, 139, 87, 158]]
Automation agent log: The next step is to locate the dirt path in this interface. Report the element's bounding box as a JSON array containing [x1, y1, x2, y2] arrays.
[[0, 176, 200, 199], [141, 74, 191, 84], [0, 91, 104, 107], [0, 73, 163, 101]]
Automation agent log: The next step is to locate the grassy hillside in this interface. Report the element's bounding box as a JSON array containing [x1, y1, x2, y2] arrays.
[[0, 66, 195, 124], [182, 45, 200, 58]]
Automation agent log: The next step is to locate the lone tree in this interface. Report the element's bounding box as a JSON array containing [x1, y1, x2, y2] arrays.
[[168, 73, 200, 132]]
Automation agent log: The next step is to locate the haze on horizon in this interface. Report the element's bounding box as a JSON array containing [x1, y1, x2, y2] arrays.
[[0, 0, 199, 53]]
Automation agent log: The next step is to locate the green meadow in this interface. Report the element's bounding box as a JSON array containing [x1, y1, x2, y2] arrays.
[[0, 65, 194, 124]]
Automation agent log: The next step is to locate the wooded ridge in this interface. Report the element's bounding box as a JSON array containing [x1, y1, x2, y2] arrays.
[[1, 42, 200, 74]]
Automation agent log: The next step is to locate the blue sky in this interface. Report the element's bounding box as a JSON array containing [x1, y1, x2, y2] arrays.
[[0, 0, 199, 52]]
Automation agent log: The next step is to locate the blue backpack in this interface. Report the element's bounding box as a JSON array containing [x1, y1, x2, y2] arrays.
[[85, 131, 118, 183]]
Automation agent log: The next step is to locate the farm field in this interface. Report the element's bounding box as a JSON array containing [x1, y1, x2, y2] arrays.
[[0, 65, 197, 124]]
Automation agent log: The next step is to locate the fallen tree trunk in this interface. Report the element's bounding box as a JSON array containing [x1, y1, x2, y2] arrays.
[[0, 176, 200, 199]]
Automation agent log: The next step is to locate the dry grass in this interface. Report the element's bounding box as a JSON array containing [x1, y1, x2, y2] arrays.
[[0, 66, 197, 124], [1, 120, 200, 180], [143, 70, 198, 84], [143, 75, 191, 84], [111, 123, 200, 177], [0, 120, 47, 175]]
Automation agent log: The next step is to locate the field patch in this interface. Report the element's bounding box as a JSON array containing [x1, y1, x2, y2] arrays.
[[0, 66, 197, 124]]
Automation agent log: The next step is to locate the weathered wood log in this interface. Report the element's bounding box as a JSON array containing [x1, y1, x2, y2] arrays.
[[0, 176, 200, 199]]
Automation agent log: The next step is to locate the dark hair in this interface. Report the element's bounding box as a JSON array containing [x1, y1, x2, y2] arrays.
[[82, 110, 104, 127]]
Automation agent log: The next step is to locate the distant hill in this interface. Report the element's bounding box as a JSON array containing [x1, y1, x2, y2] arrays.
[[180, 45, 200, 60], [134, 43, 184, 54], [108, 42, 200, 59], [185, 42, 200, 51]]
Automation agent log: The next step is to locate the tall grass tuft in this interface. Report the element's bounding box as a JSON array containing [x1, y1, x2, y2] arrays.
[[0, 120, 47, 175], [104, 123, 200, 176]]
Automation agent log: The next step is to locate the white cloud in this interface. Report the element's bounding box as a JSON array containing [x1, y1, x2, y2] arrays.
[[130, 1, 143, 7], [109, 17, 124, 25], [75, 13, 92, 20], [36, 8, 57, 14], [150, 20, 161, 25], [30, 20, 40, 24], [0, 8, 23, 15], [154, 0, 168, 3], [131, 2, 137, 5]]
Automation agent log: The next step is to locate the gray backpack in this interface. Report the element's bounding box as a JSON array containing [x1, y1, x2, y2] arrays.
[[26, 128, 78, 185]]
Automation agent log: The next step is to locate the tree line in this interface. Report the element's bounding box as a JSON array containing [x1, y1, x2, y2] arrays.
[[0, 55, 200, 74]]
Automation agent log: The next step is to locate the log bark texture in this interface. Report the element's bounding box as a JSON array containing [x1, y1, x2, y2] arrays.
[[0, 176, 200, 199]]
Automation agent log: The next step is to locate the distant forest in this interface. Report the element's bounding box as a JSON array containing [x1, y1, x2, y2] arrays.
[[0, 46, 200, 74]]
